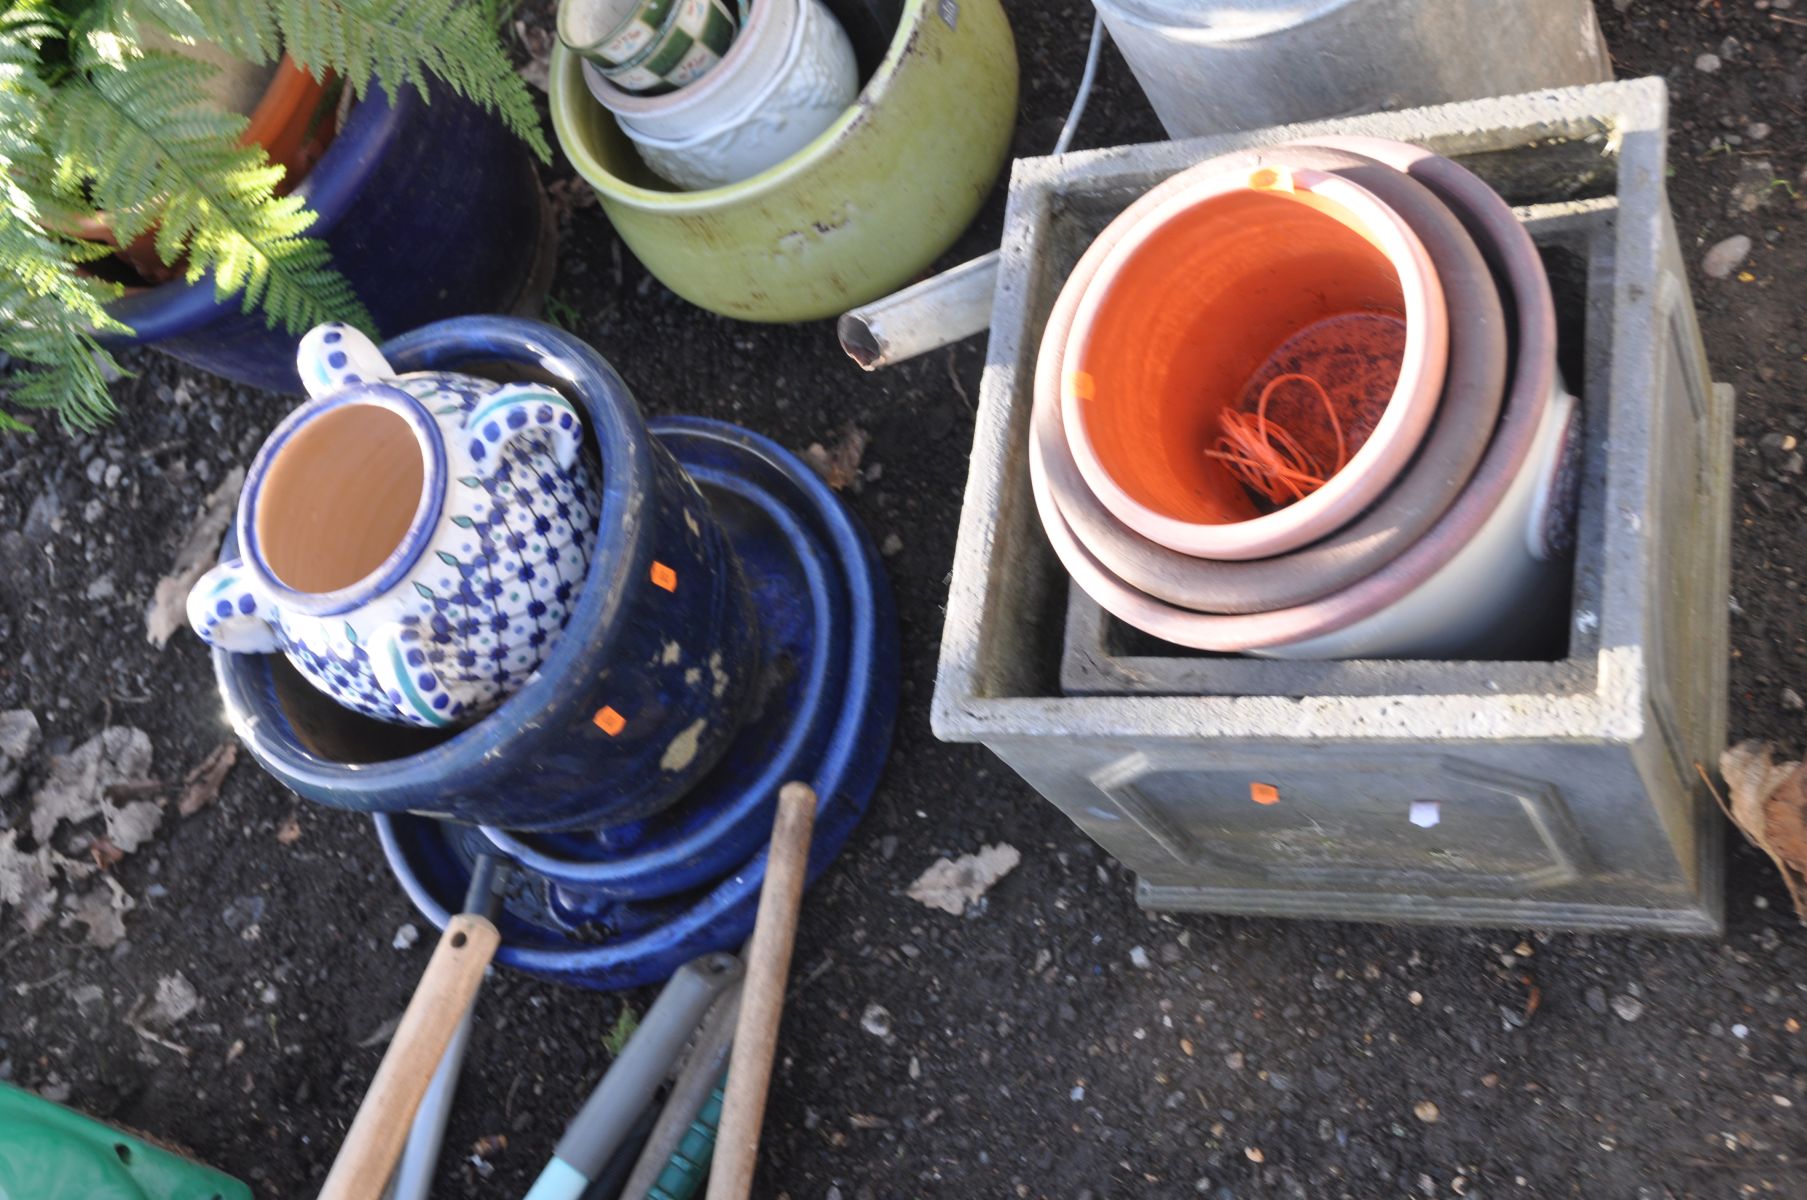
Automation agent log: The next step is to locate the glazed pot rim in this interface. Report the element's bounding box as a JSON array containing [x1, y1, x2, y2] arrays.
[[599, 4, 816, 153], [1058, 162, 1449, 561], [1042, 143, 1508, 614], [236, 382, 448, 617], [557, 0, 665, 63], [1031, 138, 1558, 652], [102, 82, 413, 344], [584, 0, 794, 123], [228, 316, 658, 787], [549, 0, 924, 210]]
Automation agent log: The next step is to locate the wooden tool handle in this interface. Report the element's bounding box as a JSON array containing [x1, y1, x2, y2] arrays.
[[318, 913, 500, 1200], [707, 782, 817, 1200]]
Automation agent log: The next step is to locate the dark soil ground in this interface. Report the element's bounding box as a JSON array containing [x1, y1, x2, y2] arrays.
[[5, 2, 1807, 1197]]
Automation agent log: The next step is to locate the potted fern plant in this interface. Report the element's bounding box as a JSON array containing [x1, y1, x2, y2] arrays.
[[0, 0, 553, 430]]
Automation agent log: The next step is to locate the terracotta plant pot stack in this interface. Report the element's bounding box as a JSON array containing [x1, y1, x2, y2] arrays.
[[1032, 138, 1581, 660]]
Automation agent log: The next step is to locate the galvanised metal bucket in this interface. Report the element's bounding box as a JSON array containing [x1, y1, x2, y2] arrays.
[[1093, 0, 1612, 140]]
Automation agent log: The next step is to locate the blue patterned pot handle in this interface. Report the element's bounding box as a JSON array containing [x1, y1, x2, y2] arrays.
[[296, 322, 395, 398], [367, 621, 489, 727], [459, 382, 585, 478], [187, 557, 281, 653]]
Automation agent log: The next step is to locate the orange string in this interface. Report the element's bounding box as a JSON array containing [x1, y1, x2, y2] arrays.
[[1204, 373, 1348, 506]]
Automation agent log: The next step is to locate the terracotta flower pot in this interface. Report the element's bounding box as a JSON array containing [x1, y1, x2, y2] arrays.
[[242, 57, 340, 189], [1042, 143, 1507, 614], [102, 82, 550, 393], [1029, 140, 1576, 658], [1057, 160, 1449, 561], [70, 56, 336, 286]]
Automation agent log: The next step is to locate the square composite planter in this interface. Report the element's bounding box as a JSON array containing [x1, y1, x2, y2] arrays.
[[932, 79, 1732, 934]]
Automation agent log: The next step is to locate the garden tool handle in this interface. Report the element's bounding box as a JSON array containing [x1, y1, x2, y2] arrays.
[[318, 913, 501, 1200], [706, 782, 818, 1200]]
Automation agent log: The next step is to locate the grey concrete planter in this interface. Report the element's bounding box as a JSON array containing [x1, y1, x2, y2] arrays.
[[932, 79, 1732, 934]]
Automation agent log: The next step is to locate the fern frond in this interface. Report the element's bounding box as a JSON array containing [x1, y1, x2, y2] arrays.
[[50, 47, 372, 337], [0, 177, 132, 430], [0, 3, 128, 429], [276, 0, 550, 161], [0, 0, 543, 429], [83, 0, 280, 65]]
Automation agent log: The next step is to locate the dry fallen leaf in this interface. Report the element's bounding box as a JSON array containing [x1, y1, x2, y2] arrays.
[[142, 972, 201, 1026], [906, 843, 1022, 916], [65, 875, 135, 949], [513, 18, 553, 92], [0, 709, 40, 800], [0, 829, 60, 934], [88, 837, 125, 871], [145, 467, 244, 649], [546, 178, 598, 228], [105, 799, 165, 855], [1719, 741, 1807, 919], [275, 812, 303, 845], [126, 984, 192, 1057], [31, 727, 156, 845], [802, 422, 871, 491], [179, 742, 238, 817], [6, 727, 163, 945]]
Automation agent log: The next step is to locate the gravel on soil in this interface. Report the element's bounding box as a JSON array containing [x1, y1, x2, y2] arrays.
[[3, 2, 1807, 1197]]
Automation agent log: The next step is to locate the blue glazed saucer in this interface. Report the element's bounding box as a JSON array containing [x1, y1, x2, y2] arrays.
[[375, 416, 900, 990]]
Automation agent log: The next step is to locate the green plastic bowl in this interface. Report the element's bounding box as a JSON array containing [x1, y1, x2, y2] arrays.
[[0, 1082, 252, 1200], [551, 0, 1019, 322]]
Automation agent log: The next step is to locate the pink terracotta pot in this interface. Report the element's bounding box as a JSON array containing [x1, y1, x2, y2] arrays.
[[1056, 160, 1449, 561], [1028, 139, 1571, 657], [1042, 143, 1507, 614]]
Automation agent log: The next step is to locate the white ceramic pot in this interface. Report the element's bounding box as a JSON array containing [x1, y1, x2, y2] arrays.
[[583, 0, 858, 189], [1256, 380, 1578, 658], [594, 0, 741, 94], [583, 0, 799, 139]]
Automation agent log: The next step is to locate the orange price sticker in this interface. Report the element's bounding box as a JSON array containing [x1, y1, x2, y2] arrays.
[[650, 561, 678, 592], [1250, 782, 1280, 806], [593, 706, 626, 736]]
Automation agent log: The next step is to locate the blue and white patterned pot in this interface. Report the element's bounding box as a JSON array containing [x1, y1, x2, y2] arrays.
[[187, 323, 599, 727], [202, 316, 765, 831]]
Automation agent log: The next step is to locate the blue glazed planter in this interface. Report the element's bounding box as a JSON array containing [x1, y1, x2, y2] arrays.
[[208, 317, 762, 831], [189, 324, 602, 727], [102, 86, 550, 395], [479, 419, 855, 899], [377, 416, 902, 990]]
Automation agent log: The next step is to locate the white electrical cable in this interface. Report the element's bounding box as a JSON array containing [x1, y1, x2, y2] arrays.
[[1053, 12, 1107, 156]]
